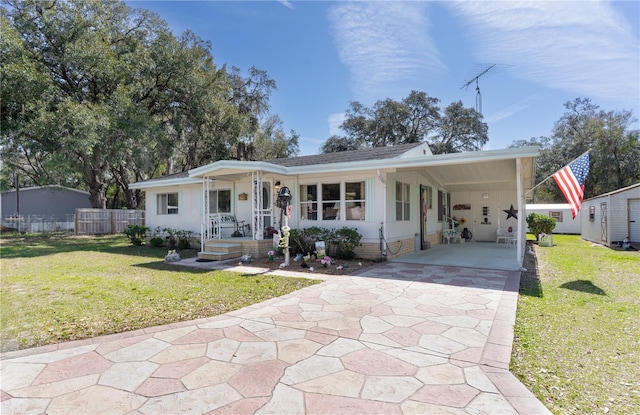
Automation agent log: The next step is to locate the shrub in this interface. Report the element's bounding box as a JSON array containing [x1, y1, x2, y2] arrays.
[[289, 226, 362, 260], [123, 224, 149, 246], [149, 236, 164, 247], [163, 227, 178, 249], [526, 213, 556, 240], [328, 227, 362, 259], [176, 230, 194, 250]]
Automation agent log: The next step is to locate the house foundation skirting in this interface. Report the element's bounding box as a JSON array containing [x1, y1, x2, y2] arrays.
[[203, 233, 445, 262]]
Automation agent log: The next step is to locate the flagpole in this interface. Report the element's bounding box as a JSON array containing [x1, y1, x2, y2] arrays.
[[525, 148, 591, 195]]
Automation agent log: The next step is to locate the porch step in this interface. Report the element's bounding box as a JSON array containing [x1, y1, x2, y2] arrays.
[[198, 251, 240, 261], [203, 242, 242, 254], [198, 241, 242, 261]]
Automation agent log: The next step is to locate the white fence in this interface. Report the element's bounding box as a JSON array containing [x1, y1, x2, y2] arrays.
[[2, 215, 76, 234]]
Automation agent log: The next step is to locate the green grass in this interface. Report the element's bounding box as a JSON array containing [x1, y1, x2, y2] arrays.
[[0, 234, 319, 352], [513, 235, 640, 415]]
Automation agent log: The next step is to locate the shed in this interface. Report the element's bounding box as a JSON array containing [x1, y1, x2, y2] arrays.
[[525, 204, 581, 234], [1, 185, 92, 231], [581, 183, 640, 246]]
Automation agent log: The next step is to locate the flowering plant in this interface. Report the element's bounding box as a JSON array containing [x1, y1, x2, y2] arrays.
[[267, 250, 275, 262], [320, 256, 332, 267]]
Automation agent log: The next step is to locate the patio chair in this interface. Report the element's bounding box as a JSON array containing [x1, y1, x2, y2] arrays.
[[496, 227, 516, 246]]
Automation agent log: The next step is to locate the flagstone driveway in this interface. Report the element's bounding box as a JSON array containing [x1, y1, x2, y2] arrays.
[[1, 262, 550, 414]]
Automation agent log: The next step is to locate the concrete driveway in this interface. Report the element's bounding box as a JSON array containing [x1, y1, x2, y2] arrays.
[[1, 261, 550, 414]]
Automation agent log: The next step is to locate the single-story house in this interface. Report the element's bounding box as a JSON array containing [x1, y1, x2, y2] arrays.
[[525, 204, 581, 234], [1, 185, 92, 232], [130, 143, 539, 265], [581, 182, 640, 246]]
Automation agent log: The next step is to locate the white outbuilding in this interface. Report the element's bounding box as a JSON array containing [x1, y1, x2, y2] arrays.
[[580, 183, 640, 247]]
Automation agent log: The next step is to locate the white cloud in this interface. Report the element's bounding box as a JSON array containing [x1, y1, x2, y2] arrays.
[[328, 2, 445, 98], [447, 1, 640, 108], [485, 103, 530, 124], [328, 113, 345, 136], [278, 0, 294, 10]]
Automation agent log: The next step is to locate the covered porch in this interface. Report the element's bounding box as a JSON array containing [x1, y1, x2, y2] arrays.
[[391, 241, 526, 271]]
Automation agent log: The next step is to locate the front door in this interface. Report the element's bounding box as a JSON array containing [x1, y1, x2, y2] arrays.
[[260, 180, 273, 230], [251, 174, 273, 239], [629, 199, 640, 242], [600, 203, 608, 243]]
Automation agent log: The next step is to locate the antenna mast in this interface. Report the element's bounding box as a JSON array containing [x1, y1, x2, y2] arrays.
[[461, 64, 496, 115]]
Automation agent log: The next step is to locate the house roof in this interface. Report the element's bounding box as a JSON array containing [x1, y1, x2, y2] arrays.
[[128, 171, 201, 189], [130, 144, 539, 192], [266, 142, 426, 167], [0, 185, 90, 196], [583, 182, 640, 201]]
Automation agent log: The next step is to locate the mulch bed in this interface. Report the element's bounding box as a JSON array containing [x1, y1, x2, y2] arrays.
[[241, 255, 379, 276]]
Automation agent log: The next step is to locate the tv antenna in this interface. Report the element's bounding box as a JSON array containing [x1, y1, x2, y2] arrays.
[[460, 64, 497, 115]]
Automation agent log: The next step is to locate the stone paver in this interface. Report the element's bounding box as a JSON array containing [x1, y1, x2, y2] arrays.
[[0, 262, 552, 414]]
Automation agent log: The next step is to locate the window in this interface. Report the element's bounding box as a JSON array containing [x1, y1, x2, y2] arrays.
[[300, 184, 318, 220], [345, 182, 365, 221], [157, 193, 178, 215], [322, 183, 340, 220], [437, 190, 450, 221], [209, 190, 231, 214], [396, 182, 410, 221], [589, 206, 596, 222], [549, 211, 563, 223], [299, 181, 367, 221]]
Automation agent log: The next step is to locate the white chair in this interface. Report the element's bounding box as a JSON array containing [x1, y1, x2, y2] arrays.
[[443, 229, 461, 244], [496, 228, 510, 244], [497, 227, 517, 247]]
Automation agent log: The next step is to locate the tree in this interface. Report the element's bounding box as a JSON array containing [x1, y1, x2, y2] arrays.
[[428, 101, 488, 154], [335, 91, 440, 150], [515, 98, 640, 202], [320, 135, 362, 153], [322, 91, 486, 154], [1, 1, 276, 208], [246, 115, 299, 161]]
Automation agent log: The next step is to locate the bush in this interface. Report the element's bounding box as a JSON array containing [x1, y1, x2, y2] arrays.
[[176, 230, 194, 250], [149, 236, 164, 247], [289, 226, 362, 260], [123, 224, 149, 246], [526, 212, 556, 240], [328, 227, 362, 259]]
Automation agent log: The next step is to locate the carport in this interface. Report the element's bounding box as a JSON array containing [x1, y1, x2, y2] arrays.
[[391, 240, 525, 271], [396, 150, 536, 269]]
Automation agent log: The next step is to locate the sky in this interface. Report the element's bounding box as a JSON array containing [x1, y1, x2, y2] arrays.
[[128, 0, 640, 156]]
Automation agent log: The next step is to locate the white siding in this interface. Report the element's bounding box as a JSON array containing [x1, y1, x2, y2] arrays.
[[145, 184, 202, 233], [451, 190, 518, 242], [581, 183, 640, 246]]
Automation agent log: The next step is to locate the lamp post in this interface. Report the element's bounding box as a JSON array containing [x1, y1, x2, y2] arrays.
[[276, 186, 291, 266]]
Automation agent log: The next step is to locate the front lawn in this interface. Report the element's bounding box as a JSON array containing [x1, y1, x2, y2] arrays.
[[513, 235, 640, 415], [0, 234, 319, 352]]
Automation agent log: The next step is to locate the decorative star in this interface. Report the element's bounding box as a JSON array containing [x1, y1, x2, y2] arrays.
[[503, 204, 518, 220]]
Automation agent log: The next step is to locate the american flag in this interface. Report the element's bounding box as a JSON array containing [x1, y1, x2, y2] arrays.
[[553, 152, 590, 219]]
